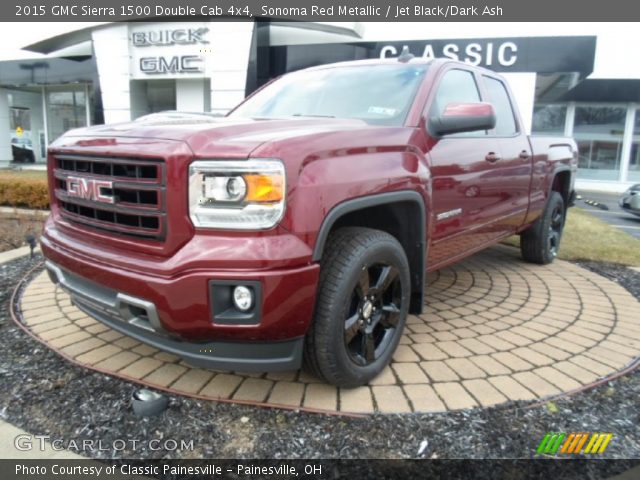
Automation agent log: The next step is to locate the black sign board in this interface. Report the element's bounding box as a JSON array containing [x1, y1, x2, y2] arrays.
[[265, 36, 596, 80]]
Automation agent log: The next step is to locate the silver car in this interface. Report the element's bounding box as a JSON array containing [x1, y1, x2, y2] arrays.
[[620, 184, 640, 217]]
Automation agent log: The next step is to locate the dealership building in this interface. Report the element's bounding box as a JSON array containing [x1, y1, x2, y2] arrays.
[[0, 21, 638, 191]]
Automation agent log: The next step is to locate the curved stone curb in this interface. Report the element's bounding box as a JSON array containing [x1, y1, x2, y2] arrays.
[[15, 246, 640, 415]]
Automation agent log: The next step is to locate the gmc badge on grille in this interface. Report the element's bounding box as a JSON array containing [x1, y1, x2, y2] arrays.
[[66, 176, 115, 204]]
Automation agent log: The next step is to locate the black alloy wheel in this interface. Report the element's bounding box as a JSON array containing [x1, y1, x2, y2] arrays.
[[303, 227, 411, 387], [344, 263, 403, 366], [521, 191, 566, 265], [548, 203, 564, 259]]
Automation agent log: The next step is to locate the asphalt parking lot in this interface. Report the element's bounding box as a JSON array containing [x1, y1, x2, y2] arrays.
[[576, 190, 640, 239]]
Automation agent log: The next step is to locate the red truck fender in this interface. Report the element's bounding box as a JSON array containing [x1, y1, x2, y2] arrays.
[[311, 190, 428, 314]]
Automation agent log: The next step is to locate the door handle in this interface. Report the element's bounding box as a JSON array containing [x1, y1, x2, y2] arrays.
[[485, 152, 501, 163], [519, 150, 531, 159]]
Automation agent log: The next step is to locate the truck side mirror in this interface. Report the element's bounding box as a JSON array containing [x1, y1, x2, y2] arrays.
[[429, 102, 496, 137]]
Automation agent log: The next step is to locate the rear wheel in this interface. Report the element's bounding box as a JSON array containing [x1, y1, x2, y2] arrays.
[[304, 227, 410, 387], [520, 191, 565, 265]]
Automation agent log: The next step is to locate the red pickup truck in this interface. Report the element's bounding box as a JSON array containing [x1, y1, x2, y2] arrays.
[[41, 58, 577, 387]]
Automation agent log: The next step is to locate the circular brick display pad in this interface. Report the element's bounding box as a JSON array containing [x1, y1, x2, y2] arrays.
[[17, 246, 640, 414]]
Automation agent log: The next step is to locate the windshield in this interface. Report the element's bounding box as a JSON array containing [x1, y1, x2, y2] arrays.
[[229, 64, 429, 126]]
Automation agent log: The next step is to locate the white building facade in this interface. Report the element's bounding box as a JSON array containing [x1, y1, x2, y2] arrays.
[[0, 21, 638, 192]]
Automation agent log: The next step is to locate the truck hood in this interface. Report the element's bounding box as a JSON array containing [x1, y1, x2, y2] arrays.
[[58, 116, 373, 158]]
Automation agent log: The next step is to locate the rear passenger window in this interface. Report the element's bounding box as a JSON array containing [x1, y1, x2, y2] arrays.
[[431, 69, 482, 116], [484, 76, 518, 135]]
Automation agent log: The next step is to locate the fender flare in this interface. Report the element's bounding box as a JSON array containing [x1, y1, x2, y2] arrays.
[[312, 191, 427, 261], [547, 165, 574, 204], [311, 191, 427, 314]]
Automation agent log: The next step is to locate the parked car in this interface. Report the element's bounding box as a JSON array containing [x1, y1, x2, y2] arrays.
[[619, 184, 640, 217], [11, 138, 35, 163], [41, 58, 577, 387]]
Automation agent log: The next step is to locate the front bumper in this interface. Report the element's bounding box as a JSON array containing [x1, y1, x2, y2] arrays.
[[40, 216, 320, 372], [45, 260, 304, 372]]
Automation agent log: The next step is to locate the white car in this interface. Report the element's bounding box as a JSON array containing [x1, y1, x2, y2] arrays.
[[620, 184, 640, 217]]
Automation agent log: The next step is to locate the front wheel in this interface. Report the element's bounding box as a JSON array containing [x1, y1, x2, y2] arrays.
[[520, 191, 566, 265], [304, 227, 410, 387]]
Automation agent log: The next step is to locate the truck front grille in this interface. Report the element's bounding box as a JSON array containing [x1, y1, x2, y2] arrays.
[[53, 154, 166, 240]]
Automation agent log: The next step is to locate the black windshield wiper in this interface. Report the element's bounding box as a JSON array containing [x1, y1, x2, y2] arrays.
[[291, 113, 336, 118]]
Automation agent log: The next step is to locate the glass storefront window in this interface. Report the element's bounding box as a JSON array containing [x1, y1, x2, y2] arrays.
[[7, 89, 46, 163], [146, 80, 176, 113], [532, 104, 566, 135], [130, 80, 176, 119], [573, 106, 626, 181], [46, 86, 87, 142], [10, 107, 31, 131], [4, 84, 93, 163], [628, 109, 640, 183]]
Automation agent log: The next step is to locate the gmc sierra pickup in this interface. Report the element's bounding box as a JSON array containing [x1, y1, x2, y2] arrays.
[[41, 57, 577, 387]]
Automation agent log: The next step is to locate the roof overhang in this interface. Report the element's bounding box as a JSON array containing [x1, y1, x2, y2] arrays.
[[561, 79, 640, 102], [24, 26, 98, 54]]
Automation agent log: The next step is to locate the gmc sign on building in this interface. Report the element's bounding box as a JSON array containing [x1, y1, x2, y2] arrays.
[[139, 56, 203, 74], [130, 25, 209, 78]]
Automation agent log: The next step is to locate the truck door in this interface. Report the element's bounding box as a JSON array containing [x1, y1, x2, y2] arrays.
[[426, 68, 506, 268], [480, 74, 533, 232]]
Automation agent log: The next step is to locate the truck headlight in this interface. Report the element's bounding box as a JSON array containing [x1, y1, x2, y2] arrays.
[[189, 159, 286, 230]]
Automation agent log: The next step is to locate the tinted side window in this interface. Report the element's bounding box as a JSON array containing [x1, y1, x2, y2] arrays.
[[484, 76, 518, 135], [431, 69, 481, 116]]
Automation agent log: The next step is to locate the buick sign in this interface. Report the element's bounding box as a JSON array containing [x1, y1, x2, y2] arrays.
[[66, 177, 115, 204], [132, 28, 209, 47]]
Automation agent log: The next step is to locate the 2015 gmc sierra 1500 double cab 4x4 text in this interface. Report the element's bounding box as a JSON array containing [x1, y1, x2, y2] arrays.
[[41, 57, 577, 387]]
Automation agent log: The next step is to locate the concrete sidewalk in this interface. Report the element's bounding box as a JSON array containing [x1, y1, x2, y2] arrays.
[[0, 206, 49, 217], [0, 245, 40, 264], [0, 205, 46, 263]]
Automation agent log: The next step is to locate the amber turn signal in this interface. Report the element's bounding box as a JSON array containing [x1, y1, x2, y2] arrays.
[[244, 174, 285, 203]]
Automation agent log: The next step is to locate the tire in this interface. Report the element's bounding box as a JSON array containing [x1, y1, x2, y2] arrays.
[[304, 227, 411, 387], [520, 191, 565, 265]]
